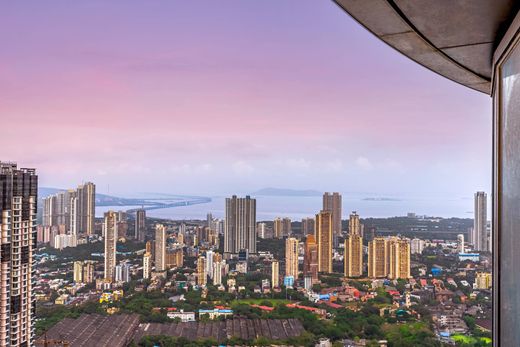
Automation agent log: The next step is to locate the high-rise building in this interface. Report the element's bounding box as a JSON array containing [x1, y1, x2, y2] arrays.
[[273, 218, 283, 239], [0, 163, 37, 347], [301, 217, 315, 236], [271, 260, 279, 288], [410, 238, 425, 255], [304, 234, 319, 283], [76, 182, 95, 235], [368, 237, 387, 278], [135, 208, 146, 242], [224, 195, 256, 255], [316, 210, 333, 273], [74, 261, 84, 283], [143, 241, 152, 279], [213, 261, 223, 286], [43, 182, 96, 236], [474, 192, 488, 251], [388, 238, 411, 280], [165, 247, 184, 268], [104, 211, 118, 281], [206, 250, 214, 279], [474, 272, 492, 290], [457, 234, 465, 254], [282, 217, 292, 236], [285, 237, 299, 279], [344, 212, 363, 277], [257, 222, 268, 239], [323, 192, 342, 247], [155, 224, 166, 272], [197, 256, 207, 286]]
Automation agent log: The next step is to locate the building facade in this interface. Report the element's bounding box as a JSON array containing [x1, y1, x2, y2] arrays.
[[155, 224, 166, 272], [285, 237, 299, 279], [474, 191, 488, 251], [323, 192, 342, 247], [304, 234, 319, 284], [0, 162, 37, 347], [104, 211, 118, 281], [368, 237, 387, 278], [224, 195, 256, 255], [316, 210, 333, 273], [135, 208, 146, 242]]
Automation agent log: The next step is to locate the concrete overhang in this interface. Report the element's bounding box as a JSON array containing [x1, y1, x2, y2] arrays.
[[334, 0, 519, 94]]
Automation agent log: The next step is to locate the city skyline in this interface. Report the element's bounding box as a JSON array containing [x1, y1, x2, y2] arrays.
[[1, 1, 490, 199]]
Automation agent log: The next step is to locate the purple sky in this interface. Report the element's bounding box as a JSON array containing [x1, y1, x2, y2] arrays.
[[1, 1, 491, 198]]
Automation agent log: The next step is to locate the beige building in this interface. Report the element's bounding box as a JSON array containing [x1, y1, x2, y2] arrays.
[[271, 260, 280, 288], [304, 234, 319, 283], [316, 210, 333, 273], [155, 224, 166, 272], [274, 218, 283, 239], [475, 272, 492, 290], [344, 234, 363, 277], [197, 256, 207, 286], [323, 192, 342, 246], [285, 237, 299, 279], [104, 211, 118, 281], [368, 237, 387, 278], [344, 212, 363, 277], [387, 238, 411, 280]]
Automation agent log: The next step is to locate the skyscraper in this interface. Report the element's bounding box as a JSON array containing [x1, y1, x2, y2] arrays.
[[197, 256, 207, 286], [224, 195, 256, 255], [42, 182, 95, 237], [155, 224, 166, 272], [271, 260, 279, 288], [213, 261, 223, 286], [135, 208, 146, 242], [457, 234, 465, 254], [368, 237, 387, 278], [143, 241, 152, 279], [323, 192, 342, 247], [76, 182, 95, 235], [282, 217, 292, 236], [316, 210, 333, 273], [474, 191, 488, 251], [104, 211, 118, 281], [304, 234, 319, 284], [273, 218, 283, 239], [388, 238, 411, 280], [344, 212, 363, 277], [0, 162, 37, 347], [257, 222, 268, 239], [285, 237, 299, 279], [206, 250, 214, 279], [301, 217, 315, 236]]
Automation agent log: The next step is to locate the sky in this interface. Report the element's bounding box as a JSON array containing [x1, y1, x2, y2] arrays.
[[0, 1, 491, 199]]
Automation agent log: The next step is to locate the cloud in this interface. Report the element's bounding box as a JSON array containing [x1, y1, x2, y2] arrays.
[[356, 156, 373, 170], [232, 161, 254, 175]]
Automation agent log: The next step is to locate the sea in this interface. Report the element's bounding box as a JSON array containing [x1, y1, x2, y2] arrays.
[[95, 194, 475, 221]]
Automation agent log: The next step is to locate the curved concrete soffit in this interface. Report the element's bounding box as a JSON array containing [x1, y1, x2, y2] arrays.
[[332, 0, 519, 95]]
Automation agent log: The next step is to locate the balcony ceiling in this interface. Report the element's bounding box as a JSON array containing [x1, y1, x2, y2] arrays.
[[334, 0, 519, 94]]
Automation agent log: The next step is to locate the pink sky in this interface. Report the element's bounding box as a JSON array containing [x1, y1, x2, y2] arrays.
[[0, 1, 491, 197]]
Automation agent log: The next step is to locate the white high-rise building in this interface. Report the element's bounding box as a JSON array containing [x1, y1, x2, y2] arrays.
[[206, 250, 214, 279], [457, 234, 465, 253], [474, 192, 488, 251], [258, 222, 267, 239], [410, 238, 425, 254]]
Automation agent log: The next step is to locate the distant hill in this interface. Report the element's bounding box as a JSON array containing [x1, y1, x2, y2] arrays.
[[252, 187, 322, 197]]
